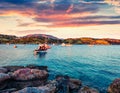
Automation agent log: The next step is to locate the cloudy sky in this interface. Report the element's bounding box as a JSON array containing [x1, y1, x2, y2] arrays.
[[0, 0, 120, 39]]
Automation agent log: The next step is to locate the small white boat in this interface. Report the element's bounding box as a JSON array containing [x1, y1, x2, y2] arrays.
[[61, 43, 66, 46], [61, 43, 72, 47], [65, 44, 72, 46], [14, 45, 17, 48], [88, 45, 94, 47]]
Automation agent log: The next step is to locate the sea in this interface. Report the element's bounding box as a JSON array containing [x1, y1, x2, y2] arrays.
[[0, 44, 120, 93]]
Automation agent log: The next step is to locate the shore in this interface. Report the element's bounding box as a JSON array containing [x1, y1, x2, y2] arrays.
[[0, 64, 119, 93]]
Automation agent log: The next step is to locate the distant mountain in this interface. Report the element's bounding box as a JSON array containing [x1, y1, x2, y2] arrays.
[[0, 34, 120, 45], [24, 34, 59, 39]]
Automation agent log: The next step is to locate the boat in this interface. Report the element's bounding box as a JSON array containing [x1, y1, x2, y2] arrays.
[[34, 49, 47, 54], [88, 44, 94, 47], [65, 44, 72, 46], [34, 44, 50, 54], [61, 43, 72, 47], [14, 45, 17, 48], [61, 43, 66, 46]]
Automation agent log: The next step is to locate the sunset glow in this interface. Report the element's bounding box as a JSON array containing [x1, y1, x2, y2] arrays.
[[0, 0, 120, 38]]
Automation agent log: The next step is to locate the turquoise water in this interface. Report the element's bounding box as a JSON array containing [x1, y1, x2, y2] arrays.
[[0, 44, 120, 92]]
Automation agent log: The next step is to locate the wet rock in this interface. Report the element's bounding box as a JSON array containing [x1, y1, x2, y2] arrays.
[[55, 75, 82, 93], [12, 87, 43, 93], [26, 64, 48, 71], [8, 80, 47, 90], [12, 68, 48, 81], [69, 78, 82, 89], [0, 73, 10, 90], [0, 67, 8, 73], [3, 66, 24, 72], [78, 86, 99, 93], [0, 73, 10, 83], [55, 75, 70, 93], [108, 78, 120, 93], [12, 86, 56, 93], [0, 88, 17, 93], [0, 81, 8, 90], [46, 80, 57, 92]]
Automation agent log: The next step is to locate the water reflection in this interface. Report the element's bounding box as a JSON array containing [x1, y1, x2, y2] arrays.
[[34, 51, 47, 58]]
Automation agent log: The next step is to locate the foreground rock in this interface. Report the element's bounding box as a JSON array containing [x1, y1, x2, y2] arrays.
[[0, 73, 10, 89], [78, 86, 99, 93], [55, 75, 82, 93], [0, 67, 8, 73], [0, 73, 10, 83], [12, 86, 55, 93], [12, 68, 48, 80], [108, 78, 120, 93], [0, 65, 100, 93]]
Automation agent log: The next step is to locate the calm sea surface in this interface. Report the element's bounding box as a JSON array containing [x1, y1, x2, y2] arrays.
[[0, 44, 120, 92]]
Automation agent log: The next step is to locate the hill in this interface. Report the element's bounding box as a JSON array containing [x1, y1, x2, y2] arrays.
[[0, 34, 120, 45], [0, 34, 17, 44]]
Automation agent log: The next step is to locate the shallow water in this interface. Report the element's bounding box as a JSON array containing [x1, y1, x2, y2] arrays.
[[0, 44, 120, 92]]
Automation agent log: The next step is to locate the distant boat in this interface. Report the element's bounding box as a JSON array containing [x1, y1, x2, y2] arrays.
[[14, 45, 17, 48], [6, 43, 10, 45], [65, 44, 72, 46], [52, 43, 55, 46], [88, 44, 94, 47], [61, 43, 66, 46], [61, 43, 72, 47]]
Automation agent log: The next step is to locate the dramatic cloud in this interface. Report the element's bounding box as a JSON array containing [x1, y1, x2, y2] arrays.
[[0, 0, 120, 38], [104, 0, 120, 14]]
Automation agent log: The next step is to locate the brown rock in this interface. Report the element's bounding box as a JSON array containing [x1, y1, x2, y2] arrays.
[[78, 86, 99, 93], [69, 78, 82, 89], [108, 78, 120, 93]]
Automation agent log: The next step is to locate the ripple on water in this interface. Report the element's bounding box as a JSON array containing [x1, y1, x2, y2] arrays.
[[0, 45, 120, 93]]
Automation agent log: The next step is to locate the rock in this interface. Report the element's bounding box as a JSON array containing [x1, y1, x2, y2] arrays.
[[46, 80, 57, 92], [8, 80, 47, 90], [12, 87, 43, 93], [0, 67, 8, 73], [3, 66, 24, 72], [54, 75, 82, 93], [0, 73, 10, 83], [38, 85, 55, 93], [0, 88, 17, 93], [12, 68, 48, 81], [12, 86, 56, 93], [0, 73, 10, 90], [69, 78, 82, 89], [26, 64, 48, 71], [108, 78, 120, 93], [0, 81, 8, 90], [78, 86, 99, 93], [55, 75, 70, 93]]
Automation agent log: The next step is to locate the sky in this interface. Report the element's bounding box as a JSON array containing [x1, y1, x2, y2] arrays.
[[0, 0, 120, 39]]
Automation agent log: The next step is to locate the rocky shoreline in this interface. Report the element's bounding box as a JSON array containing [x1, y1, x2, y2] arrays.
[[0, 64, 119, 93]]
